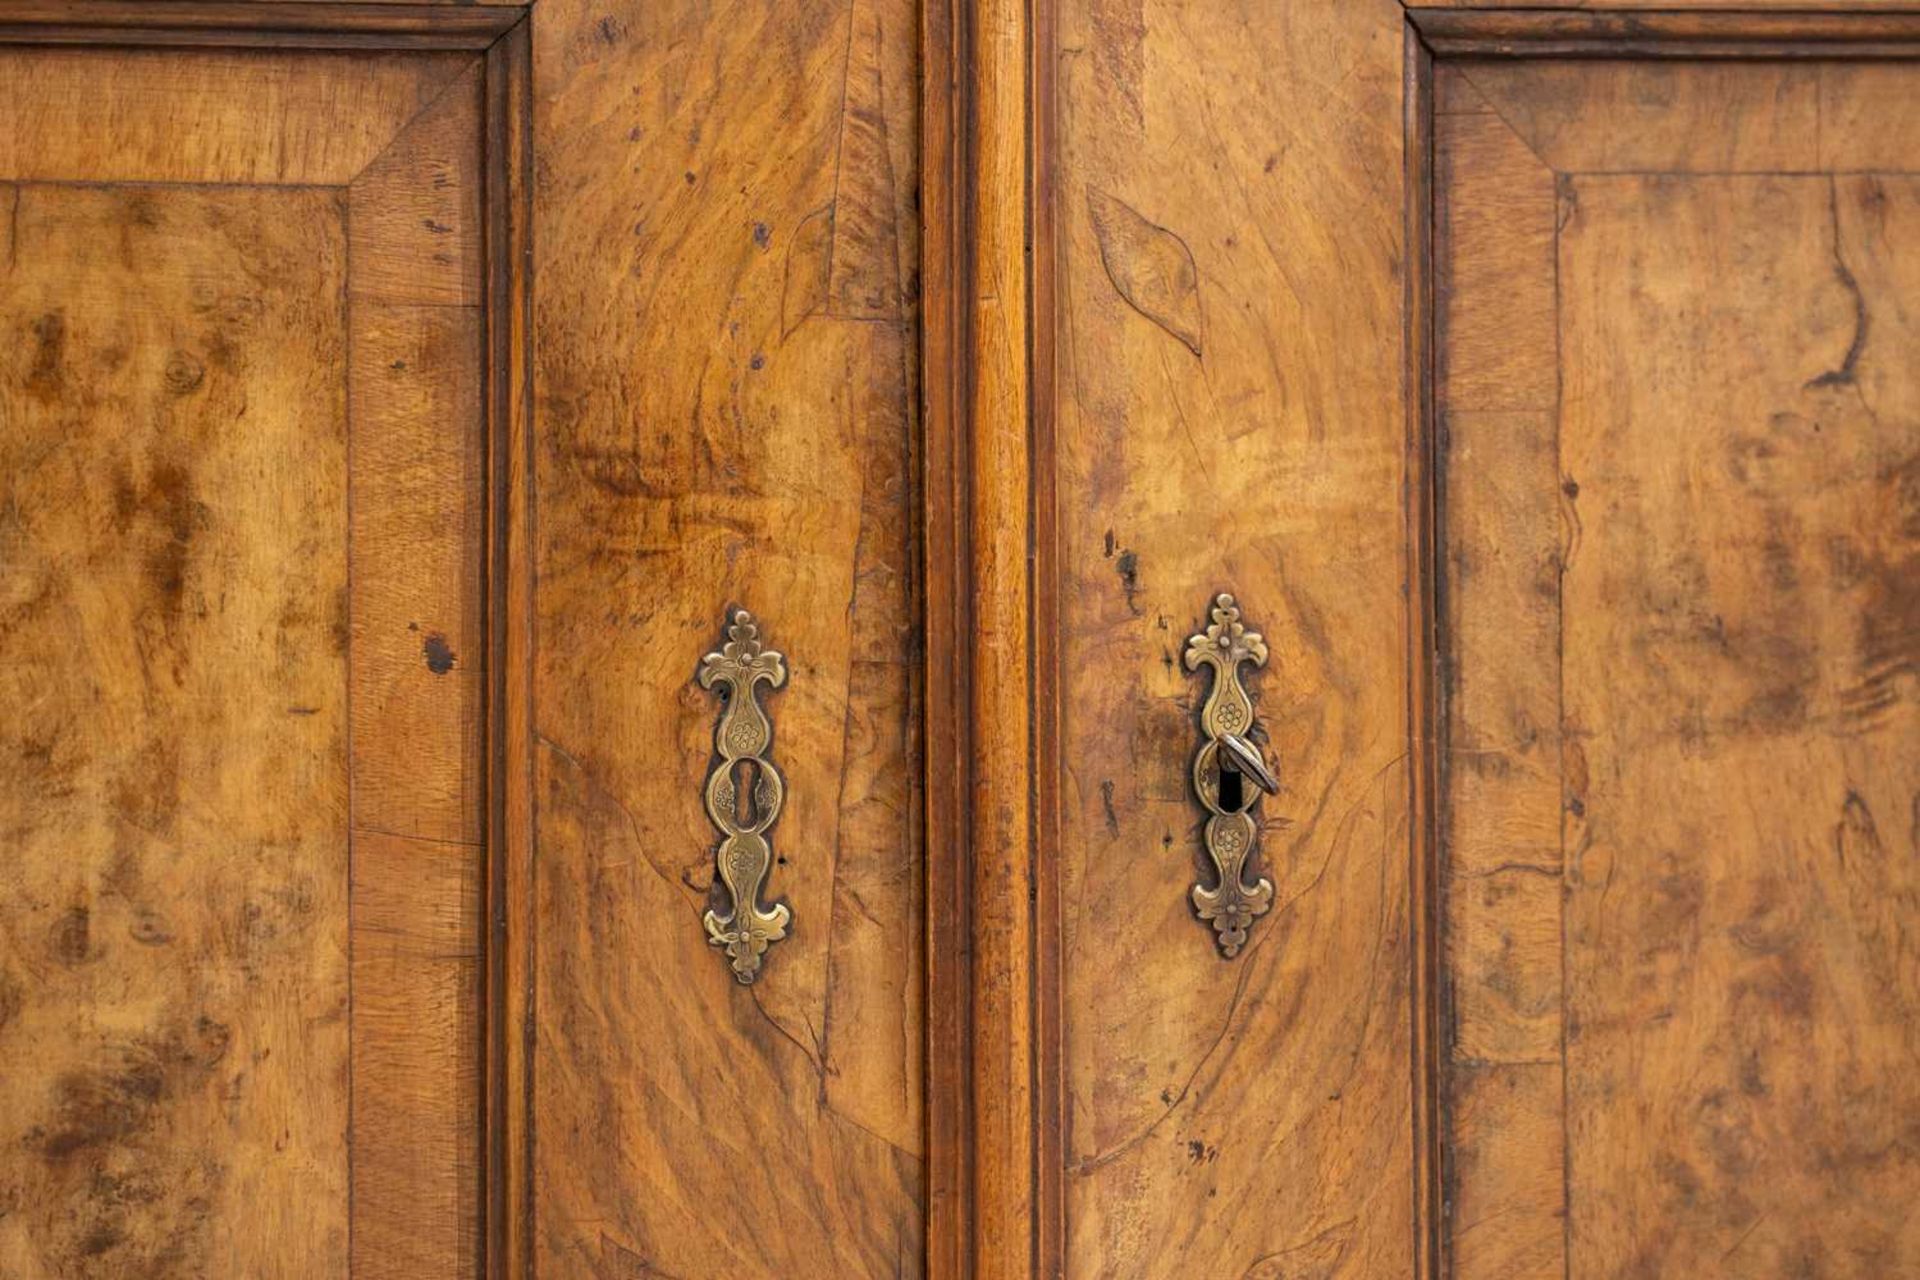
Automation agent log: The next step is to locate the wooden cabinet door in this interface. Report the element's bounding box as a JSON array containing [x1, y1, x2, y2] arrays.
[[1420, 16, 1920, 1277], [923, 3, 1920, 1278], [6, 4, 1917, 1280], [0, 8, 527, 1278]]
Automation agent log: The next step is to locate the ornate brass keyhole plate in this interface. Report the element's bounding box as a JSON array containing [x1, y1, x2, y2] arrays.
[[697, 608, 791, 983], [1184, 593, 1279, 957]]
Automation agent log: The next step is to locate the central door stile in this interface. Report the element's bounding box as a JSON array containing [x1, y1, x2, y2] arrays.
[[922, 0, 1065, 1274]]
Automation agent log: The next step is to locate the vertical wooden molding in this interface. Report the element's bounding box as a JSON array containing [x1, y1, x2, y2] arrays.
[[921, 0, 977, 1273], [922, 0, 1059, 1273], [1403, 21, 1442, 1280], [967, 0, 1036, 1275], [483, 16, 535, 1280], [1027, 0, 1064, 1270]]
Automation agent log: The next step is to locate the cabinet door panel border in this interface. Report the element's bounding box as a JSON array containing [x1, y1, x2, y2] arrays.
[[0, 1, 524, 50], [0, 9, 534, 1279], [1410, 8, 1920, 59], [1407, 12, 1920, 1280]]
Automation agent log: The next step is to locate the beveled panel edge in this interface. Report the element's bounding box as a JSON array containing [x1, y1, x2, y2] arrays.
[[0, 1, 527, 50], [480, 18, 536, 1280], [1402, 26, 1444, 1280], [1409, 9, 1920, 59]]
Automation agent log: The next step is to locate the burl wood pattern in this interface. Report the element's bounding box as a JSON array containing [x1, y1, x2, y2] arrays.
[[0, 181, 352, 1278], [1052, 0, 1414, 1274], [0, 45, 490, 1279], [529, 0, 924, 1274], [1437, 60, 1920, 1277]]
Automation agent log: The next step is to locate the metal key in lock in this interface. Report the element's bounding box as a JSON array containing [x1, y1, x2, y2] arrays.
[[1184, 593, 1279, 957]]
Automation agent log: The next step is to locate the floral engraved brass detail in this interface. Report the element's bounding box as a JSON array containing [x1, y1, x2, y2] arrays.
[[698, 608, 791, 983], [1184, 593, 1279, 957]]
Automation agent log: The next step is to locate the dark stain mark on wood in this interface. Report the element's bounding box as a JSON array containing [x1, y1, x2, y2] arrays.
[[114, 459, 205, 622], [1115, 548, 1142, 615], [25, 310, 67, 400], [1100, 780, 1119, 836], [1087, 188, 1202, 356], [51, 904, 91, 966], [161, 351, 204, 396], [34, 1050, 166, 1161], [23, 1027, 232, 1273], [128, 908, 173, 948], [1833, 790, 1881, 872], [1806, 179, 1869, 391], [423, 631, 456, 675]]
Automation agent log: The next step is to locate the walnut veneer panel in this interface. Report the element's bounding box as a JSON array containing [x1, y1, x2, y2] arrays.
[[1437, 58, 1920, 1279]]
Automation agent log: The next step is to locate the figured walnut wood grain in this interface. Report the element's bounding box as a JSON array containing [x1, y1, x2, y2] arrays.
[[0, 42, 496, 1280], [1433, 65, 1568, 1280], [1452, 61, 1920, 176], [528, 0, 924, 1274], [0, 48, 473, 184], [0, 183, 352, 1279], [344, 62, 489, 1279], [1435, 55, 1920, 1280], [1558, 168, 1920, 1278], [1051, 0, 1414, 1274]]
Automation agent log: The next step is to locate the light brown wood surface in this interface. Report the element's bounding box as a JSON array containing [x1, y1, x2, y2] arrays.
[[954, 0, 1048, 1272], [1048, 0, 1415, 1275], [10, 7, 1919, 1280], [0, 179, 354, 1279], [1436, 55, 1920, 1279], [526, 0, 925, 1275], [0, 35, 496, 1280]]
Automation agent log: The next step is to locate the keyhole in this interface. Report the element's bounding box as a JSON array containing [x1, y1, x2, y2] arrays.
[[1218, 761, 1244, 812], [730, 758, 760, 826]]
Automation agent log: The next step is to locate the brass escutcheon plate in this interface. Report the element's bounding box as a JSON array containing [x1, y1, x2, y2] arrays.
[[697, 608, 792, 983], [1183, 592, 1278, 957]]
